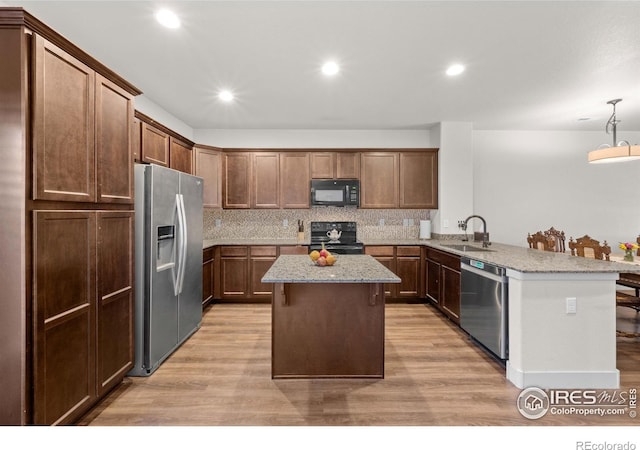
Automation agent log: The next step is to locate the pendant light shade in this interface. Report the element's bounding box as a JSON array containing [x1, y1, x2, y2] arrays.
[[588, 99, 640, 164]]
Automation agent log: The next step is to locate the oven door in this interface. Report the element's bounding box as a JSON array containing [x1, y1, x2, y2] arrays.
[[309, 243, 364, 255]]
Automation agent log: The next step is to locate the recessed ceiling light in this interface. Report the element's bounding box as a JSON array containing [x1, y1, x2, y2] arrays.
[[156, 9, 180, 29], [322, 61, 340, 76], [218, 90, 234, 102], [578, 117, 591, 121], [446, 64, 465, 76]]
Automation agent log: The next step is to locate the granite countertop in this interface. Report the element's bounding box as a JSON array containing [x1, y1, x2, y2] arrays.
[[261, 255, 402, 283], [425, 239, 640, 274], [203, 237, 640, 274]]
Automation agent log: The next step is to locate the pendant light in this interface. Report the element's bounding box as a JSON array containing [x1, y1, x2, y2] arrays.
[[588, 99, 640, 163]]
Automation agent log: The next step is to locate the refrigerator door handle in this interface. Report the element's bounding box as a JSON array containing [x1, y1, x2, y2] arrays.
[[175, 193, 188, 295], [174, 194, 184, 296]]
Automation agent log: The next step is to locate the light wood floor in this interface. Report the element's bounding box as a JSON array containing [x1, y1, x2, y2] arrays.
[[78, 302, 640, 426]]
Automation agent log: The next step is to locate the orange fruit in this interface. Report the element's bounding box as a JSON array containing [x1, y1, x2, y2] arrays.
[[309, 250, 320, 261], [326, 254, 337, 266]]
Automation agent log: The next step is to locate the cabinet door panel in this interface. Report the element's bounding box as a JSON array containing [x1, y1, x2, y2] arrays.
[[141, 122, 169, 166], [33, 211, 96, 425], [33, 35, 95, 202], [220, 257, 248, 298], [224, 153, 251, 208], [250, 257, 276, 297], [96, 74, 134, 203], [195, 147, 222, 208], [396, 256, 421, 297], [336, 152, 360, 179], [360, 153, 398, 208], [441, 266, 461, 323], [280, 152, 310, 208], [253, 153, 280, 208], [426, 259, 440, 304], [96, 211, 134, 396], [310, 152, 334, 179], [170, 137, 193, 174], [399, 152, 438, 209]]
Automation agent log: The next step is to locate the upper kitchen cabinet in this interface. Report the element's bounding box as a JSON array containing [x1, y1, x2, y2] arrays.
[[360, 153, 398, 208], [360, 150, 438, 209], [32, 35, 136, 204], [135, 111, 194, 174], [253, 152, 280, 208], [280, 152, 310, 208], [399, 151, 438, 209], [169, 137, 193, 175], [194, 145, 223, 209], [310, 151, 360, 179], [223, 151, 280, 209]]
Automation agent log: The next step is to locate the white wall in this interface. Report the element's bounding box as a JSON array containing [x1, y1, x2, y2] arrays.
[[194, 129, 431, 148], [431, 122, 473, 236], [135, 95, 194, 141], [473, 130, 640, 254]]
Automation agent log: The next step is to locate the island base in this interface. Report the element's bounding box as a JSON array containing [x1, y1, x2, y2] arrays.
[[271, 282, 385, 379]]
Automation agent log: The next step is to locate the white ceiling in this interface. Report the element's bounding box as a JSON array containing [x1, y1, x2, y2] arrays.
[[3, 0, 640, 132]]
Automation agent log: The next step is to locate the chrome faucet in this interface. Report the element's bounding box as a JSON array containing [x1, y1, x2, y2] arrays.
[[459, 215, 491, 248]]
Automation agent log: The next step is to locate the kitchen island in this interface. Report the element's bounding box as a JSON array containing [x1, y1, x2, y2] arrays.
[[421, 240, 640, 389], [262, 254, 400, 378]]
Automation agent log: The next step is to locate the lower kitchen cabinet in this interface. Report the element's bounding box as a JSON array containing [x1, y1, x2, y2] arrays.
[[425, 247, 461, 323], [33, 210, 134, 425], [365, 245, 423, 299], [219, 246, 276, 302], [203, 247, 214, 306]]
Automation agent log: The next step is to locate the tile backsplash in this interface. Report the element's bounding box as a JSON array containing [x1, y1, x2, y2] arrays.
[[203, 207, 433, 241]]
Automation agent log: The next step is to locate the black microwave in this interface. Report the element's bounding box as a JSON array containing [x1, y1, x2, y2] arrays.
[[310, 179, 359, 207]]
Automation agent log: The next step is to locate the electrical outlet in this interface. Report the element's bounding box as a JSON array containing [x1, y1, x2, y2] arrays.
[[566, 297, 577, 314], [408, 218, 414, 226], [379, 218, 385, 226], [215, 219, 221, 228], [444, 219, 449, 228], [283, 219, 288, 227], [403, 219, 409, 227]]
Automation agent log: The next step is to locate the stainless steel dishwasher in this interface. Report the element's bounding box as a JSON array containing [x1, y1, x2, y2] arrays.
[[460, 257, 508, 360]]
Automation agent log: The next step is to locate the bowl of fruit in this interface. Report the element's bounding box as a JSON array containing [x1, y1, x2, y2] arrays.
[[309, 244, 337, 266]]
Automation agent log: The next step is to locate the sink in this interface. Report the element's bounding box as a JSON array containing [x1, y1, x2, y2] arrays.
[[442, 244, 495, 252]]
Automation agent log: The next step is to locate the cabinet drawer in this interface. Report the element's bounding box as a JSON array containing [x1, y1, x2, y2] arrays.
[[365, 246, 395, 257], [250, 246, 277, 257], [426, 247, 460, 268], [396, 246, 421, 257], [203, 247, 214, 262], [220, 246, 248, 257]]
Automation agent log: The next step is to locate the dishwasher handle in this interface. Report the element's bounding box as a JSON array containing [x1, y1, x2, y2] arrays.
[[461, 262, 508, 283]]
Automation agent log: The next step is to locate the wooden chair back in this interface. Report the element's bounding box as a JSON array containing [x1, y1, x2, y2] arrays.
[[568, 235, 611, 261], [544, 227, 566, 253], [527, 231, 555, 252]]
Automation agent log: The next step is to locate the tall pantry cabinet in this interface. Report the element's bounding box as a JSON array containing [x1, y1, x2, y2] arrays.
[[0, 9, 141, 425]]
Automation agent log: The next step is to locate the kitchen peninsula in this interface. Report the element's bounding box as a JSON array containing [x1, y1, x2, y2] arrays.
[[262, 254, 400, 378]]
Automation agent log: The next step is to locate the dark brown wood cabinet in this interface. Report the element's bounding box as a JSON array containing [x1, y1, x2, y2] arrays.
[[33, 36, 134, 205], [219, 246, 276, 301], [365, 245, 423, 299], [33, 210, 134, 424], [194, 146, 223, 208], [169, 137, 193, 175], [360, 153, 399, 208], [203, 247, 214, 305], [223, 152, 252, 208], [0, 11, 140, 425], [425, 247, 461, 323], [253, 153, 280, 208], [140, 121, 169, 167], [361, 151, 438, 209], [310, 151, 360, 179], [280, 152, 310, 208], [399, 152, 438, 209]]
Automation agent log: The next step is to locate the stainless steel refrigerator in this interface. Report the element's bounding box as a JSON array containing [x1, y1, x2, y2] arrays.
[[129, 163, 203, 376]]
